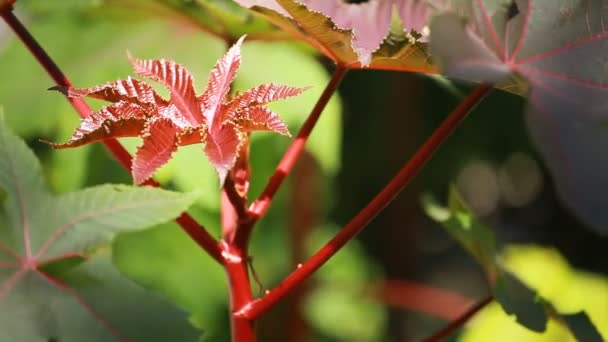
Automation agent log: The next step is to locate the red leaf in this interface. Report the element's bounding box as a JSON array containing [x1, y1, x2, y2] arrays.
[[51, 101, 147, 148], [200, 36, 245, 128], [204, 123, 242, 184], [222, 83, 309, 121], [51, 77, 166, 107], [129, 54, 205, 126], [53, 35, 304, 184], [132, 118, 181, 184], [234, 106, 290, 136], [177, 126, 207, 146]]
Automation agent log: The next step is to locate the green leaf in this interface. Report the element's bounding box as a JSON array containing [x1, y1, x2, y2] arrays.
[[0, 118, 199, 340], [62, 250, 200, 341], [423, 187, 604, 338], [492, 270, 548, 332], [459, 245, 608, 341], [112, 220, 229, 339], [561, 312, 604, 342], [421, 186, 496, 274]]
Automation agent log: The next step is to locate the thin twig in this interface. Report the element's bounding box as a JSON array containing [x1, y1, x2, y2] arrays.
[[422, 295, 493, 342], [234, 64, 348, 249], [236, 84, 493, 319], [0, 8, 224, 263]]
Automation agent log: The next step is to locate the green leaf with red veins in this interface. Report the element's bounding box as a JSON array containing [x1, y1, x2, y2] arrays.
[[53, 35, 308, 184], [0, 119, 200, 341], [430, 0, 608, 235]]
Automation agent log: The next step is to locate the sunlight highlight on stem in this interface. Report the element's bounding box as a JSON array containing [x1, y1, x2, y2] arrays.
[[236, 84, 493, 320]]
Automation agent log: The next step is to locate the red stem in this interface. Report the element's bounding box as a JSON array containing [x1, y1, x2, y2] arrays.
[[222, 242, 256, 341], [236, 84, 493, 319], [0, 8, 223, 264], [370, 280, 475, 321], [234, 64, 348, 248], [422, 295, 493, 342]]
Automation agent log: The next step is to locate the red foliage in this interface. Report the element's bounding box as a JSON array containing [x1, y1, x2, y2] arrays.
[[51, 36, 308, 184]]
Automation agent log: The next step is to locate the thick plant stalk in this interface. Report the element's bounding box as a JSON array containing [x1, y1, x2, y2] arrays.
[[222, 242, 256, 341], [236, 84, 493, 319], [422, 295, 493, 341], [0, 7, 224, 264], [234, 65, 348, 248]]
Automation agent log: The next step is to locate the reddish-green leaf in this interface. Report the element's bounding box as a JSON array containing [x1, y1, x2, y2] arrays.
[[236, 0, 438, 71]]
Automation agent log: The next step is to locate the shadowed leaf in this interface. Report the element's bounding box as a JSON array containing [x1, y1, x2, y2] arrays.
[[423, 186, 603, 336], [429, 0, 608, 234]]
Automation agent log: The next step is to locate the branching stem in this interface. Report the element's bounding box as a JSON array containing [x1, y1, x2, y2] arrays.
[[236, 84, 493, 319], [422, 295, 493, 342], [234, 64, 348, 249]]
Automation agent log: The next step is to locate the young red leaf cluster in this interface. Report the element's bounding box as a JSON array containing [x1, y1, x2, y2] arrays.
[[51, 36, 308, 184]]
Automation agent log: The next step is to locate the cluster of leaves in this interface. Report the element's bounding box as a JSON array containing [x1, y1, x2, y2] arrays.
[[236, 0, 437, 71], [0, 117, 202, 341], [236, 0, 608, 237], [51, 36, 307, 184], [422, 187, 604, 341]]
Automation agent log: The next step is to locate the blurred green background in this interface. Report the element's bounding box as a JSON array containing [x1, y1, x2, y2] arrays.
[[0, 0, 606, 341]]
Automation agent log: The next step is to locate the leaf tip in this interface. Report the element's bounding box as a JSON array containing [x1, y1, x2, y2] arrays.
[[48, 85, 68, 95]]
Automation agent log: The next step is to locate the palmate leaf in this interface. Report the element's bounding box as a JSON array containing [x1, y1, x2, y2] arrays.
[[0, 119, 200, 341], [54, 35, 307, 184], [235, 0, 438, 71], [429, 0, 608, 235], [422, 187, 603, 340]]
